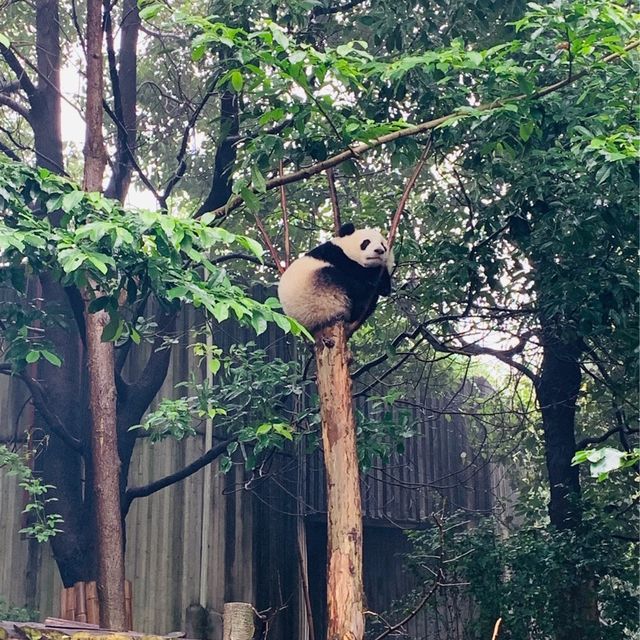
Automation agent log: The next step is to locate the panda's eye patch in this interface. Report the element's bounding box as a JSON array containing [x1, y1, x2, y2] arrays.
[[360, 239, 371, 250]]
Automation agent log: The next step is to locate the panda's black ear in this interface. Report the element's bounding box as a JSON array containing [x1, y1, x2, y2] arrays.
[[338, 223, 355, 237]]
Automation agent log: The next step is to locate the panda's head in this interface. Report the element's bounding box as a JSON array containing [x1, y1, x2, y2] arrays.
[[331, 223, 393, 270]]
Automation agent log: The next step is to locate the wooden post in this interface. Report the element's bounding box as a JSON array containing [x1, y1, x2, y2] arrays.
[[222, 602, 254, 640], [86, 582, 100, 625], [314, 323, 364, 640]]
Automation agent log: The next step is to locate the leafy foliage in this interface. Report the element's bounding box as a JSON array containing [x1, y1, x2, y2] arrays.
[[0, 158, 307, 370], [397, 504, 638, 640], [134, 342, 307, 471], [0, 599, 38, 622], [0, 445, 62, 542]]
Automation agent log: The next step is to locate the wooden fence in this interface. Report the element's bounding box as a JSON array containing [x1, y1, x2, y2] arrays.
[[0, 303, 515, 638]]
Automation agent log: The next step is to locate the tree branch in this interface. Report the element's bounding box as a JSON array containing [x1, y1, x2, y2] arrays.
[[0, 365, 83, 452], [279, 160, 291, 269], [0, 44, 37, 99], [326, 167, 342, 233], [312, 0, 369, 17], [576, 425, 638, 450], [0, 140, 20, 161], [196, 90, 240, 216], [123, 311, 177, 423], [387, 136, 432, 249], [0, 80, 20, 94], [162, 75, 221, 203], [370, 569, 444, 640], [103, 0, 141, 202], [0, 93, 31, 120], [206, 39, 639, 220], [419, 326, 538, 382], [254, 213, 285, 274], [122, 438, 232, 514], [103, 100, 162, 203]]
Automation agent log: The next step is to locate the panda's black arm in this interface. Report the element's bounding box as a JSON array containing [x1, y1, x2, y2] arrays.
[[377, 267, 392, 297]]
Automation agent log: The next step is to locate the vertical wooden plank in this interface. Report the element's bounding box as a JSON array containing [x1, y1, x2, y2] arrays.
[[86, 581, 100, 625], [75, 581, 87, 622], [124, 579, 133, 630]]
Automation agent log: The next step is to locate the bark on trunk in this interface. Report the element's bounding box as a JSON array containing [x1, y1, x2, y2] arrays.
[[82, 0, 126, 629], [536, 328, 582, 530], [30, 0, 95, 586], [535, 322, 599, 640], [32, 0, 63, 174], [85, 310, 126, 630], [314, 323, 364, 640], [104, 0, 140, 202]]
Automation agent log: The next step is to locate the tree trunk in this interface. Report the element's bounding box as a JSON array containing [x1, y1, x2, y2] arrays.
[[29, 0, 96, 586], [536, 327, 582, 530], [85, 311, 126, 629], [82, 0, 126, 629], [32, 0, 63, 174], [536, 322, 600, 640], [314, 323, 364, 640]]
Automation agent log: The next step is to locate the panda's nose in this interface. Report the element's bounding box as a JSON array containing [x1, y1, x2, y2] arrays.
[[374, 247, 385, 255]]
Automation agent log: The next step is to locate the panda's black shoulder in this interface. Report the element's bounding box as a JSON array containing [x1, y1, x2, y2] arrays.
[[307, 240, 359, 273]]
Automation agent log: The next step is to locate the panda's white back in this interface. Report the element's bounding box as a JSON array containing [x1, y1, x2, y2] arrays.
[[277, 255, 350, 331]]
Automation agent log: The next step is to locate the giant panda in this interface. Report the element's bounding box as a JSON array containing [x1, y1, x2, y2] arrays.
[[277, 223, 394, 333]]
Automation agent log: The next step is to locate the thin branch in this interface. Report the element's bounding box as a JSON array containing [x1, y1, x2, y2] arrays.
[[576, 425, 638, 450], [279, 160, 291, 269], [103, 100, 163, 203], [206, 39, 639, 220], [388, 137, 432, 250], [254, 213, 285, 274], [210, 251, 272, 267], [123, 438, 232, 513], [371, 569, 444, 640], [419, 326, 538, 382], [163, 76, 221, 202], [326, 167, 342, 233], [352, 324, 423, 379]]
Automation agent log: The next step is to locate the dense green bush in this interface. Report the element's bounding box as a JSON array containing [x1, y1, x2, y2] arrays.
[[399, 505, 638, 640], [0, 600, 38, 622]]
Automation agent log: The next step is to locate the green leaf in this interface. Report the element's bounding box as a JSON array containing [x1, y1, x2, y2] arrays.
[[192, 44, 206, 62], [0, 33, 10, 47], [230, 70, 243, 92], [589, 447, 626, 477], [139, 3, 163, 20], [250, 313, 268, 335], [25, 351, 40, 364], [250, 165, 267, 193], [519, 121, 535, 142], [212, 302, 230, 323], [236, 235, 264, 259], [240, 187, 261, 212], [256, 423, 272, 435], [61, 190, 84, 212], [101, 316, 123, 342], [41, 350, 62, 367]]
